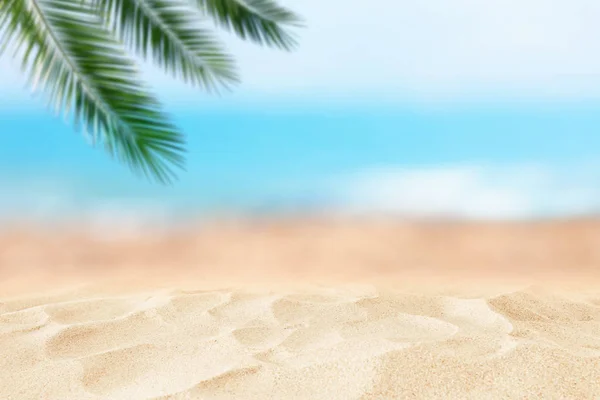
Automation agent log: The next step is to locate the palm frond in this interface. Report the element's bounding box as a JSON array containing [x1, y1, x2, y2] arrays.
[[192, 0, 301, 50], [0, 0, 44, 71], [94, 0, 238, 91], [1, 0, 186, 183]]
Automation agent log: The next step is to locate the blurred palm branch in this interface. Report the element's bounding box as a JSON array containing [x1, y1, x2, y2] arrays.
[[0, 0, 301, 183]]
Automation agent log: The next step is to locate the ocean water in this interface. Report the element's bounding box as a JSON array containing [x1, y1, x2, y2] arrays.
[[1, 102, 600, 227]]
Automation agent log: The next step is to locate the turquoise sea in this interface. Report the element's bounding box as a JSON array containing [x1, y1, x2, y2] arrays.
[[1, 101, 599, 223]]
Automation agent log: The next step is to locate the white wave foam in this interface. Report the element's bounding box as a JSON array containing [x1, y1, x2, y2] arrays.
[[332, 163, 600, 220]]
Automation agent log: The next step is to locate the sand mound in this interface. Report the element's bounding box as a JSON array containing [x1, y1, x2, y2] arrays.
[[0, 284, 599, 399], [1, 219, 599, 398]]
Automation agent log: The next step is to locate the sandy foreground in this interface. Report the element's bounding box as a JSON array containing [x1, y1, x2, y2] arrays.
[[1, 218, 600, 399]]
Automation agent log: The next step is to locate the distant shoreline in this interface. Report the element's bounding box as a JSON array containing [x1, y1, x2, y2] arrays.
[[1, 217, 599, 297]]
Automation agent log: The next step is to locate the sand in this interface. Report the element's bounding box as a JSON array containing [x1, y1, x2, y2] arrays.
[[1, 218, 599, 399]]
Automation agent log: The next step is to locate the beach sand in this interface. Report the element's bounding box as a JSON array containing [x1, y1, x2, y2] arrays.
[[1, 218, 599, 399]]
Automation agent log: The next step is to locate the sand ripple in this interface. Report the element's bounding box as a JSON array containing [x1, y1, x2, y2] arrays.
[[1, 285, 599, 399]]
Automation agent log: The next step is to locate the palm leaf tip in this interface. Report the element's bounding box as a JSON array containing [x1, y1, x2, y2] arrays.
[[194, 0, 303, 50]]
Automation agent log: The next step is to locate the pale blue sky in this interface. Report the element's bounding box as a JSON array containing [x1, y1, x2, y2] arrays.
[[0, 0, 599, 221]]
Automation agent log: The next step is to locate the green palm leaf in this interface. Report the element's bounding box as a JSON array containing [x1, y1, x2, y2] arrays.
[[2, 0, 185, 183], [0, 0, 300, 183], [95, 0, 238, 91], [193, 0, 301, 50]]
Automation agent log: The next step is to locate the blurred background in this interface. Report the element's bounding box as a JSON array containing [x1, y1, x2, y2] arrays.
[[0, 0, 599, 292], [2, 0, 600, 231]]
